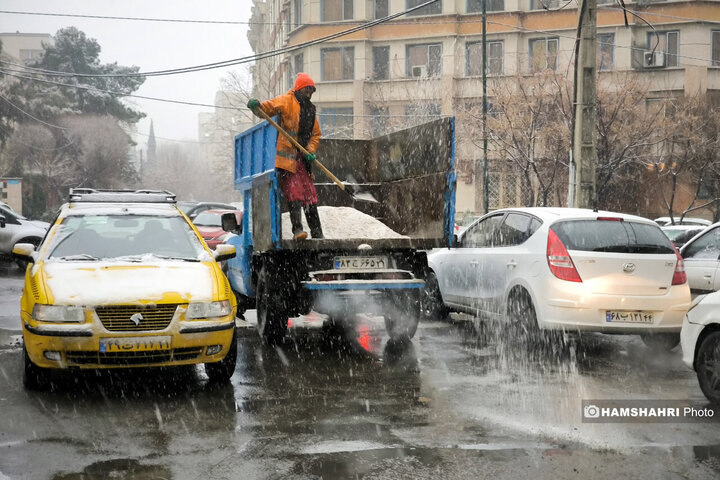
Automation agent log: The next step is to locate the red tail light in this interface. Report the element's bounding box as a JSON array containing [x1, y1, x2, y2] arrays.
[[672, 249, 687, 285], [547, 229, 582, 282]]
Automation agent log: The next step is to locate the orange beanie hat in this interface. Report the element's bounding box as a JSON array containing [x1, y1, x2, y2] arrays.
[[293, 72, 316, 92]]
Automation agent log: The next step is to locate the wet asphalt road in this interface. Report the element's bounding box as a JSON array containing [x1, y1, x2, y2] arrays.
[[1, 262, 720, 479]]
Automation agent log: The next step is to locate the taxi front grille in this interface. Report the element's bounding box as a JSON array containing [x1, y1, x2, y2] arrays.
[[95, 305, 178, 332], [65, 347, 203, 366]]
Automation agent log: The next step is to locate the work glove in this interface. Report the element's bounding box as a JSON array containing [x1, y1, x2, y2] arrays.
[[247, 99, 260, 111], [303, 152, 316, 163]]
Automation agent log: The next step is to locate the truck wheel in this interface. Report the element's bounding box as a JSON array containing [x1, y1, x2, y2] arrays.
[[256, 266, 288, 344], [205, 330, 237, 383], [23, 344, 50, 391], [384, 291, 420, 341], [696, 331, 720, 404]]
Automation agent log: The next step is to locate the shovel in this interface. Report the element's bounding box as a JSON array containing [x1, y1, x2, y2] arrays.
[[252, 107, 378, 203]]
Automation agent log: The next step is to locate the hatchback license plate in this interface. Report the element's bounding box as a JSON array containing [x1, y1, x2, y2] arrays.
[[99, 336, 172, 353], [605, 311, 654, 323], [334, 256, 388, 269]]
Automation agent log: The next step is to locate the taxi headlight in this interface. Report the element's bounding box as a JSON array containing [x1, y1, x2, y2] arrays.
[[187, 300, 232, 319], [32, 304, 84, 323]]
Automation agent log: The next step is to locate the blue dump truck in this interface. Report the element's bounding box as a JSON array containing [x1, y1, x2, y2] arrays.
[[222, 117, 456, 343]]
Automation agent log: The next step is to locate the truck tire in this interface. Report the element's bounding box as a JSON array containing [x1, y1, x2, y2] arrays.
[[255, 266, 288, 344], [205, 329, 237, 382], [384, 291, 420, 341]]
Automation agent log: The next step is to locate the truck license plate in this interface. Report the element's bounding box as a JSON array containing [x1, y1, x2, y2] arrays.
[[605, 311, 654, 323], [334, 256, 388, 269], [99, 336, 172, 353]]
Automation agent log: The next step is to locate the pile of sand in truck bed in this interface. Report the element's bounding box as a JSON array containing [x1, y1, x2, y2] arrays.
[[281, 206, 406, 240]]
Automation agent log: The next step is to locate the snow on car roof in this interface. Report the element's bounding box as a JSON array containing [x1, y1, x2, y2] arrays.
[[490, 207, 656, 225], [64, 203, 180, 216], [281, 206, 406, 240]]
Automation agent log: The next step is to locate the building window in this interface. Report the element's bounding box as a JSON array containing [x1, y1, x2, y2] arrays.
[[530, 0, 559, 9], [294, 54, 304, 77], [321, 47, 354, 81], [322, 0, 353, 21], [372, 46, 390, 80], [529, 37, 558, 71], [598, 33, 614, 70], [648, 31, 678, 67], [320, 107, 354, 138], [405, 103, 441, 117], [406, 0, 441, 16], [466, 40, 503, 76], [407, 43, 442, 77], [293, 0, 302, 26], [467, 0, 504, 13], [370, 106, 389, 136], [374, 0, 389, 19], [713, 31, 720, 67]]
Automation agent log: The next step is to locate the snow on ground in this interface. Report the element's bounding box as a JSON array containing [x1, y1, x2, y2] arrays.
[[281, 206, 406, 240]]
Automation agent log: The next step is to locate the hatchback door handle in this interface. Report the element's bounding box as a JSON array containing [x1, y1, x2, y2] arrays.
[[470, 260, 479, 266], [507, 260, 517, 268]]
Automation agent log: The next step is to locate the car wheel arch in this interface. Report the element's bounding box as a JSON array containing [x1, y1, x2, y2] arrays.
[[694, 323, 720, 371]]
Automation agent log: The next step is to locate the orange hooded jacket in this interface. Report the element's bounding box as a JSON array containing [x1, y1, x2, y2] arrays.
[[259, 90, 322, 173]]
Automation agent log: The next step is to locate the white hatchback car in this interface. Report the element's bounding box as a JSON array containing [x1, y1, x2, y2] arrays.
[[425, 207, 691, 349], [681, 292, 720, 404]]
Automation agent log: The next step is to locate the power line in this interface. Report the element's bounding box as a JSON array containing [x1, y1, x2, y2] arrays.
[[0, 0, 442, 79], [0, 10, 250, 25], [0, 92, 67, 130]]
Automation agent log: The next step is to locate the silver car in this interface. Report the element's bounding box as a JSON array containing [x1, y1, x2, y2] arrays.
[[0, 204, 50, 267]]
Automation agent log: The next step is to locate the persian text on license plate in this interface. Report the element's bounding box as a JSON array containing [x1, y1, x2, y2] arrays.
[[99, 336, 172, 353], [605, 311, 654, 324], [334, 256, 388, 269]]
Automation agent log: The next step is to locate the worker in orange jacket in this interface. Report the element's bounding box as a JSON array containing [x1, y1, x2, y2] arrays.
[[247, 73, 323, 240]]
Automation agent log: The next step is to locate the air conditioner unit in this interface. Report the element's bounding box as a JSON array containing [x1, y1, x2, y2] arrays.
[[411, 65, 427, 78], [643, 51, 665, 68]]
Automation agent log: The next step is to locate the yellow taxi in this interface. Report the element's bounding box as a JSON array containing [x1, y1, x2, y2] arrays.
[[12, 189, 238, 389]]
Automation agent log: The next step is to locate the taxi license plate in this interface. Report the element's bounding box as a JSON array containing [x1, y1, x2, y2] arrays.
[[99, 336, 171, 353], [605, 311, 654, 324], [334, 256, 388, 269]]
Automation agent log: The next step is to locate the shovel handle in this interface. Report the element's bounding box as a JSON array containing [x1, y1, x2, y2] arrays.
[[253, 107, 346, 191]]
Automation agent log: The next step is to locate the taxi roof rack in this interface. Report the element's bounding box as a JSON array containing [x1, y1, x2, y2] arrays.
[[68, 188, 177, 203]]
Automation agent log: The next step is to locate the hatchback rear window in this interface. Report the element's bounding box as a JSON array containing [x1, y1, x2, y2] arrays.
[[552, 220, 675, 254]]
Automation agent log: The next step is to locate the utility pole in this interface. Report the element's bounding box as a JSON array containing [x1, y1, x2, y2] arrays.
[[572, 0, 598, 209], [482, 0, 489, 214]]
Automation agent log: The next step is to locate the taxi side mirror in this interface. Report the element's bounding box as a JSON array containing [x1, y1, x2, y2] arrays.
[[12, 243, 36, 263], [213, 243, 236, 263]]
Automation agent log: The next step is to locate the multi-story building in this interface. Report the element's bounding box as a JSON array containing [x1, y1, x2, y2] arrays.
[[247, 0, 720, 214], [0, 32, 52, 64]]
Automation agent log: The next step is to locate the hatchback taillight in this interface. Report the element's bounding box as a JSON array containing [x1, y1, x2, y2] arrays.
[[546, 229, 582, 282], [672, 249, 687, 285]]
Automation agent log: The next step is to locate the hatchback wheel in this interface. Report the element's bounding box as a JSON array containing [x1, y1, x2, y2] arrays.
[[421, 272, 448, 322], [696, 331, 720, 404], [505, 289, 540, 344], [640, 333, 680, 352]]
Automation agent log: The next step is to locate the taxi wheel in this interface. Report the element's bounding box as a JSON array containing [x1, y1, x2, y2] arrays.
[[205, 330, 237, 383], [696, 331, 720, 404], [23, 344, 49, 391], [640, 333, 680, 352], [256, 266, 288, 344]]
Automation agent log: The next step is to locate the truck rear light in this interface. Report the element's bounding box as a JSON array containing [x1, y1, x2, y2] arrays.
[[547, 229, 582, 282], [672, 249, 687, 285]]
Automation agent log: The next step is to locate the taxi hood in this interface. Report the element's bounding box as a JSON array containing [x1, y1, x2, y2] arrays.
[[41, 260, 216, 305]]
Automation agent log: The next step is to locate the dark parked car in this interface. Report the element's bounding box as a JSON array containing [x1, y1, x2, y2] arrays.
[[193, 209, 243, 250]]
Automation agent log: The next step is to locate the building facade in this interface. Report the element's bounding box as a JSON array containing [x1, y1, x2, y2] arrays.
[[247, 0, 720, 214]]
